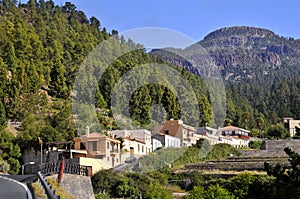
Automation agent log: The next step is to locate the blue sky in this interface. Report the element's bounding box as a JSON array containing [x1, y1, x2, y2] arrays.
[[27, 0, 300, 41]]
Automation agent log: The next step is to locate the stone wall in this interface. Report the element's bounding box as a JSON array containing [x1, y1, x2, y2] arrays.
[[47, 174, 95, 199], [240, 139, 300, 157]]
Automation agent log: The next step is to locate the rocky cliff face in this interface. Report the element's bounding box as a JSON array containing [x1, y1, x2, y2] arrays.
[[153, 26, 300, 82]]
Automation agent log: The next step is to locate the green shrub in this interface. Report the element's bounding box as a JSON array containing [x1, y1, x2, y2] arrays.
[[248, 140, 262, 149], [206, 143, 240, 160]]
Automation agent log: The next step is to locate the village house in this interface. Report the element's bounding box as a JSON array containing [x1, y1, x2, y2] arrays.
[[73, 127, 121, 169], [109, 129, 152, 161], [196, 133, 221, 146], [196, 126, 218, 136], [152, 133, 181, 151], [154, 119, 196, 147], [219, 125, 250, 137], [218, 125, 250, 148], [195, 125, 250, 148], [283, 117, 300, 137]]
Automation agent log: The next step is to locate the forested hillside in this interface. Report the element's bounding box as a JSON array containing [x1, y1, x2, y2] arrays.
[[0, 0, 212, 173]]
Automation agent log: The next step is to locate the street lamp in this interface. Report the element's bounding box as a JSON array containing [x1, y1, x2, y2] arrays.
[[22, 162, 35, 175]]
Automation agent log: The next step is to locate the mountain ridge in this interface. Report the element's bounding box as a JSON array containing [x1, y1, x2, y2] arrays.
[[153, 26, 300, 82]]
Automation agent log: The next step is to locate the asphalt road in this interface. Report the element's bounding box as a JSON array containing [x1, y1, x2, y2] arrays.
[[0, 175, 32, 199]]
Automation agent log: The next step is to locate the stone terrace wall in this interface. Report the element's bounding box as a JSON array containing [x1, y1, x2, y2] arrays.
[[240, 139, 300, 157], [47, 174, 95, 199]]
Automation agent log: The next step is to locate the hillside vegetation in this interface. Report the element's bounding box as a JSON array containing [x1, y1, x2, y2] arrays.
[[0, 0, 211, 172]]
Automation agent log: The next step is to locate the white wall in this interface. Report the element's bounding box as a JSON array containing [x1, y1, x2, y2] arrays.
[[165, 134, 181, 148], [152, 138, 162, 151]]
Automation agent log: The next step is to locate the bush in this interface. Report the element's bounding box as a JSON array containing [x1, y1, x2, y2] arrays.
[[225, 173, 255, 199], [185, 185, 234, 199], [144, 182, 173, 199], [267, 123, 290, 139], [91, 170, 120, 195], [206, 143, 240, 160], [248, 140, 262, 149]]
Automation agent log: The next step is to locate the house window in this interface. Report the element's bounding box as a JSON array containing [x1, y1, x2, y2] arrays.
[[80, 142, 86, 150], [138, 144, 140, 151], [107, 157, 109, 161], [107, 142, 110, 149], [142, 146, 144, 153], [232, 131, 235, 135], [92, 141, 97, 151], [164, 130, 169, 135]]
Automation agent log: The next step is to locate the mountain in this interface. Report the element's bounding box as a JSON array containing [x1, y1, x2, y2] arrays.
[[200, 26, 300, 81], [152, 26, 300, 128], [154, 26, 300, 82]]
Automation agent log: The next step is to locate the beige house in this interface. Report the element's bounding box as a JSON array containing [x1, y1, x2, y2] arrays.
[[283, 118, 300, 137], [154, 119, 196, 147], [73, 130, 121, 168]]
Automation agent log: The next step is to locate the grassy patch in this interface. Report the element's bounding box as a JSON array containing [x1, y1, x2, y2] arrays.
[[47, 178, 76, 199], [31, 182, 46, 199]]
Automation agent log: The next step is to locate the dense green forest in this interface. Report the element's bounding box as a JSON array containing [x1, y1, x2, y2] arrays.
[[0, 0, 212, 173]]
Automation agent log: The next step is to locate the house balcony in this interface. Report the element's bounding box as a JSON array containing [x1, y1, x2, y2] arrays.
[[110, 149, 119, 154]]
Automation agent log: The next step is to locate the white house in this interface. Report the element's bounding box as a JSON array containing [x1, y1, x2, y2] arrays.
[[196, 126, 218, 136], [152, 133, 181, 149], [110, 129, 152, 154], [152, 138, 163, 151], [219, 125, 250, 136], [219, 135, 249, 148], [195, 133, 221, 146]]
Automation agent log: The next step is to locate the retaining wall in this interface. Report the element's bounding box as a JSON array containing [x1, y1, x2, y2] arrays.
[[47, 174, 95, 199]]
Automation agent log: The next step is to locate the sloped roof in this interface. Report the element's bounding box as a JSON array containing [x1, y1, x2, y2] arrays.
[[77, 132, 120, 143], [220, 125, 250, 133]]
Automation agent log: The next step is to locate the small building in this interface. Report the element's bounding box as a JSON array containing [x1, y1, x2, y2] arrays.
[[73, 129, 121, 168], [283, 117, 300, 137], [219, 125, 250, 137], [154, 119, 196, 147], [152, 133, 181, 150], [110, 129, 152, 155], [219, 135, 249, 148], [196, 126, 218, 136], [121, 136, 149, 160], [196, 133, 221, 146]]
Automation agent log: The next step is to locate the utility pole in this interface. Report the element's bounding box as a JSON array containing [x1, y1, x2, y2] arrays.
[[38, 137, 43, 165]]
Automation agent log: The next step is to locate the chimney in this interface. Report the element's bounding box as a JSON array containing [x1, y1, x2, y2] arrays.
[[85, 126, 90, 137]]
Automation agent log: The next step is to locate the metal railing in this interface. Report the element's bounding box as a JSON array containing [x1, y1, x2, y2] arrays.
[[40, 161, 89, 176], [37, 171, 60, 199]]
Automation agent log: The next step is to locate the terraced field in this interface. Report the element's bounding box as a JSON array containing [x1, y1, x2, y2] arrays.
[[184, 156, 290, 171]]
